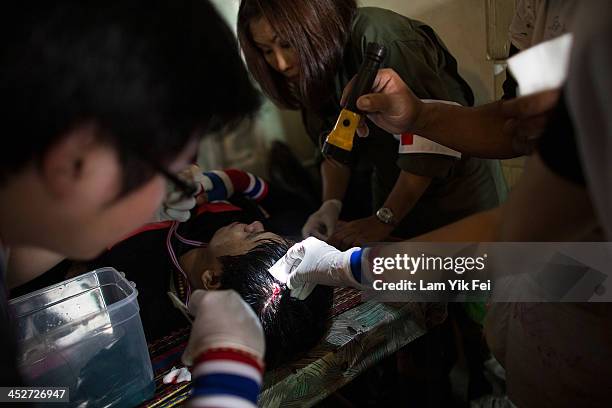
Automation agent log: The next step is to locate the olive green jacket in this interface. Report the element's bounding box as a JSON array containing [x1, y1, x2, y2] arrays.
[[303, 7, 506, 238]]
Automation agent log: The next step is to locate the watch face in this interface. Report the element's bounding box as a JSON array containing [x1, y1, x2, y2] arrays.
[[377, 207, 394, 224]]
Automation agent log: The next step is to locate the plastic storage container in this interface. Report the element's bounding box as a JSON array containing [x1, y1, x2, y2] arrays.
[[10, 267, 155, 407]]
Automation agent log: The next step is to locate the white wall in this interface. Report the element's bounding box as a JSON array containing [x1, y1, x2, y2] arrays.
[[362, 0, 496, 104]]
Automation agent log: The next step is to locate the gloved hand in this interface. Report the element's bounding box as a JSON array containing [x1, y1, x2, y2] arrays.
[[286, 237, 362, 300], [302, 199, 343, 240], [153, 165, 205, 223], [182, 290, 265, 366]]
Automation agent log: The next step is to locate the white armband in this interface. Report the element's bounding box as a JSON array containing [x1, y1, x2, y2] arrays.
[[394, 99, 462, 159]]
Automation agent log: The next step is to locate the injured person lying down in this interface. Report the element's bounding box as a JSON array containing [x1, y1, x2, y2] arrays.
[[19, 169, 331, 369]]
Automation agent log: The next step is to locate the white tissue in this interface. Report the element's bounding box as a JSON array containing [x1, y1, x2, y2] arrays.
[[163, 366, 191, 384], [508, 33, 574, 96], [268, 255, 293, 284], [269, 247, 312, 298]]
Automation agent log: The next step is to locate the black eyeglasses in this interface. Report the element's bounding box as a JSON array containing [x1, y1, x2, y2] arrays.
[[149, 160, 199, 199], [130, 148, 199, 201]]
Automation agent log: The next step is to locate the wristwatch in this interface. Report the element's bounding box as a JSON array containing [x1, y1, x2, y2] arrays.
[[375, 207, 396, 226]]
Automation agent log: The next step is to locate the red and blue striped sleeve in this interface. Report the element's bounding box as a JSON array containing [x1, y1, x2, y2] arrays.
[[188, 349, 264, 408], [201, 169, 268, 203]]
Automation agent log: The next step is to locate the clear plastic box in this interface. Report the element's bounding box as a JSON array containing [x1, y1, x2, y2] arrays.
[[10, 267, 155, 407]]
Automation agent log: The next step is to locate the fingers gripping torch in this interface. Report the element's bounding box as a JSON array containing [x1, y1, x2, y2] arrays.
[[322, 42, 387, 164]]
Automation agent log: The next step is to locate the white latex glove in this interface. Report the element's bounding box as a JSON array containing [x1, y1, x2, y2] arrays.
[[153, 166, 205, 223], [154, 190, 197, 223], [286, 237, 362, 300], [302, 199, 342, 240], [182, 290, 265, 366]]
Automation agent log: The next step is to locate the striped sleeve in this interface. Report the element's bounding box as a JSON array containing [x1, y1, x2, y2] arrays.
[[188, 349, 264, 408], [201, 169, 268, 202]]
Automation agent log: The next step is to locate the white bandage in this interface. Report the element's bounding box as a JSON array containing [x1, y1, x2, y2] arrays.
[[394, 99, 462, 159]]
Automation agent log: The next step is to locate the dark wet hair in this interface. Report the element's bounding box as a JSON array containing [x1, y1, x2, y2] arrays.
[[0, 0, 260, 193], [218, 239, 333, 368]]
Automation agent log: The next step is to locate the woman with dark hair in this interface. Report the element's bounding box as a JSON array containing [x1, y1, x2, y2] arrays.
[[237, 1, 506, 247]]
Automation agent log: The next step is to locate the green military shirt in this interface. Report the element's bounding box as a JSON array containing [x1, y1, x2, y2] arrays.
[[303, 7, 506, 238]]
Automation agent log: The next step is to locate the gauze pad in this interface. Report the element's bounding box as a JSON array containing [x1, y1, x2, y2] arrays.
[[267, 254, 295, 284], [268, 244, 317, 299]]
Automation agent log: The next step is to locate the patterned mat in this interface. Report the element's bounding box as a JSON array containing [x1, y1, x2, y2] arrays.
[[139, 288, 363, 407]]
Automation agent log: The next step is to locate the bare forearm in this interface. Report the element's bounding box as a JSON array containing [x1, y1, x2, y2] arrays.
[[414, 102, 512, 159], [411, 207, 502, 243], [362, 208, 500, 285], [321, 159, 350, 202], [382, 154, 595, 244], [354, 69, 559, 159], [498, 153, 597, 241], [383, 171, 431, 222]]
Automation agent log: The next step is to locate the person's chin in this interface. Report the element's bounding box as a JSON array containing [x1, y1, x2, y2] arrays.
[[65, 244, 107, 261]]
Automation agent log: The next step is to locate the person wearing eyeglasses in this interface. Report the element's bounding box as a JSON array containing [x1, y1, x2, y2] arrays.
[[1, 2, 270, 407]]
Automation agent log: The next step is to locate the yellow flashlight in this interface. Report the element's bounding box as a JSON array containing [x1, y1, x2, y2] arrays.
[[322, 42, 387, 163]]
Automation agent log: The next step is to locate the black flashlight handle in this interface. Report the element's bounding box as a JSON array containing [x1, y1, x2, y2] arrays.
[[344, 42, 387, 113]]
